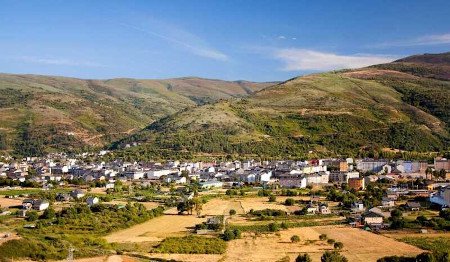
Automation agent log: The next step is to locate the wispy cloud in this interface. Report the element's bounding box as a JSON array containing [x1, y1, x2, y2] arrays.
[[120, 20, 228, 61], [375, 33, 450, 47], [274, 49, 396, 71], [17, 56, 105, 67]]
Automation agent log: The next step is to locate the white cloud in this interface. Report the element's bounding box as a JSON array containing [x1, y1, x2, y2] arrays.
[[278, 35, 286, 39], [274, 49, 396, 71], [376, 33, 450, 47], [17, 56, 104, 67], [120, 21, 228, 61]]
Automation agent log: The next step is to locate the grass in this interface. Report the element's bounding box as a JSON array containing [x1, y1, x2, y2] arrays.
[[154, 236, 227, 254], [228, 219, 343, 233], [400, 236, 450, 253]]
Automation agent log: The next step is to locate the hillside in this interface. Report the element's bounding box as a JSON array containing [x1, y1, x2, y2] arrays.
[[0, 74, 273, 156], [112, 52, 450, 160]]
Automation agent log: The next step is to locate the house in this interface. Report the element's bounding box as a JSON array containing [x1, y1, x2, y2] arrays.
[[200, 181, 223, 189], [348, 177, 365, 190], [55, 193, 71, 202], [70, 189, 85, 199], [86, 196, 99, 206], [363, 211, 384, 227], [279, 174, 307, 188], [306, 204, 319, 214], [32, 200, 49, 211], [22, 199, 34, 210], [430, 186, 450, 208], [319, 204, 331, 214], [381, 197, 395, 207], [406, 201, 421, 211], [351, 202, 365, 213]]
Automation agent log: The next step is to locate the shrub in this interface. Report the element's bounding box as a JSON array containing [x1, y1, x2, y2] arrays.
[[229, 209, 236, 216], [334, 241, 344, 250], [321, 251, 348, 262], [26, 211, 38, 222], [319, 234, 328, 240], [327, 239, 335, 244], [155, 236, 227, 254], [284, 198, 295, 206], [296, 254, 312, 262], [291, 235, 300, 243], [269, 195, 277, 202], [268, 223, 280, 232]]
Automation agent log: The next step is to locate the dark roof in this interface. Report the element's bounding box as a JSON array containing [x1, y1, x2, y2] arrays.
[[407, 201, 421, 208]]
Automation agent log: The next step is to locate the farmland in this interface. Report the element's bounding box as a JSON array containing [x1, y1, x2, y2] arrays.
[[103, 197, 425, 262]]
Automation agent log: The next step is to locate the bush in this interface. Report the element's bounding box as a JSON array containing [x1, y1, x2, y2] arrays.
[[319, 234, 328, 240], [229, 209, 236, 216], [269, 195, 277, 202], [26, 211, 38, 222], [268, 223, 280, 232], [321, 251, 348, 262], [250, 209, 287, 217], [284, 198, 295, 206], [155, 236, 227, 254], [222, 228, 242, 241], [327, 239, 335, 244], [296, 254, 312, 262], [291, 235, 300, 243], [334, 241, 344, 250]]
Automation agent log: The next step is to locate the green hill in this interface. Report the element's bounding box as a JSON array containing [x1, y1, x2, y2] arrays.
[[112, 52, 450, 160], [0, 74, 273, 156]]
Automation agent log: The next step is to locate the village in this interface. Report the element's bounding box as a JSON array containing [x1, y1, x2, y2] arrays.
[[0, 152, 449, 261]]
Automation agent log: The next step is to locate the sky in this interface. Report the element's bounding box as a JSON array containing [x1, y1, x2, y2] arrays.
[[1, 0, 450, 82]]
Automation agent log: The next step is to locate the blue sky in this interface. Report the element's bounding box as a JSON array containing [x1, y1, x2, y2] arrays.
[[1, 0, 450, 82]]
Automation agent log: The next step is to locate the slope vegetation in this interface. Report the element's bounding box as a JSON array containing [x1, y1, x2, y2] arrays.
[[113, 52, 450, 160], [0, 74, 273, 156]]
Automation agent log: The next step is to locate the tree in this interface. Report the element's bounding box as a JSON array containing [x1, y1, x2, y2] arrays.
[[268, 222, 279, 232], [291, 235, 300, 243], [390, 209, 405, 229], [284, 198, 295, 206], [26, 210, 38, 222], [296, 254, 312, 262], [229, 209, 236, 216], [269, 195, 277, 202], [334, 242, 344, 250], [321, 251, 348, 262], [42, 207, 56, 220], [193, 198, 203, 217]]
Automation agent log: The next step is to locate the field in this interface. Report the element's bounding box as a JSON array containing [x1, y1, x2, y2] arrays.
[[0, 196, 23, 208], [105, 197, 423, 262], [382, 231, 450, 253], [144, 226, 423, 262]]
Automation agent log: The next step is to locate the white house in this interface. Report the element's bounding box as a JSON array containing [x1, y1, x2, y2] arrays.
[[86, 196, 99, 206], [70, 189, 85, 199], [34, 200, 49, 211], [200, 181, 223, 189], [147, 169, 173, 179]]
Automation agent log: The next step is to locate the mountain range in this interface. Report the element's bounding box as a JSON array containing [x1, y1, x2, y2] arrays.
[[1, 52, 450, 159], [0, 75, 274, 156]]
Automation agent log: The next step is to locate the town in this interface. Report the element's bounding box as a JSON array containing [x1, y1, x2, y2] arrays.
[[0, 151, 449, 261]]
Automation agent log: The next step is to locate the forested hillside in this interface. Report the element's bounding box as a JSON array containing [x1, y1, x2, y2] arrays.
[[0, 74, 273, 156], [111, 52, 450, 160]]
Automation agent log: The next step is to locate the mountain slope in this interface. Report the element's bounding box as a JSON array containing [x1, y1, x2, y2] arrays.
[[113, 52, 450, 160], [0, 74, 273, 156]]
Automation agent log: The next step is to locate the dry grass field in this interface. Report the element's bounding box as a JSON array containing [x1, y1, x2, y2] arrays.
[[105, 198, 242, 243], [105, 197, 423, 262], [144, 225, 423, 262], [0, 197, 23, 208]]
